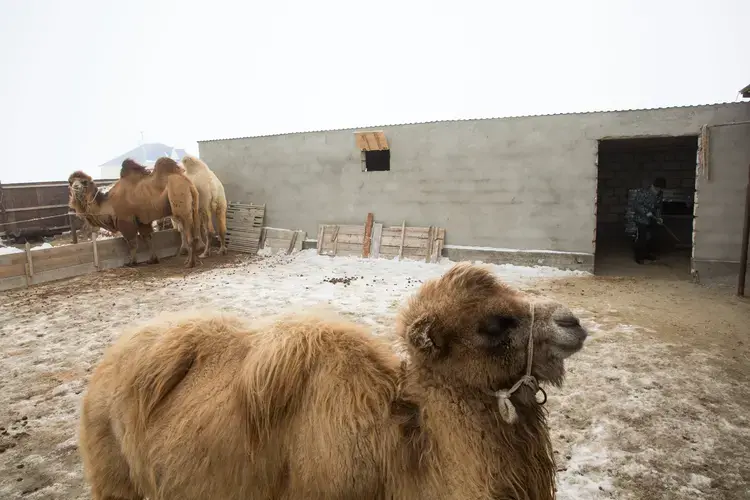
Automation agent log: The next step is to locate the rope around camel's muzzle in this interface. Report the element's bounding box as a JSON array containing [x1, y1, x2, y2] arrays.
[[493, 303, 544, 424]]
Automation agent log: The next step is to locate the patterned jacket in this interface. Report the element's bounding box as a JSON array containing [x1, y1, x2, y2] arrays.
[[625, 187, 663, 234]]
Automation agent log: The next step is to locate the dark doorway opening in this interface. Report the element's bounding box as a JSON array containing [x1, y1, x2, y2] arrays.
[[594, 136, 698, 278]]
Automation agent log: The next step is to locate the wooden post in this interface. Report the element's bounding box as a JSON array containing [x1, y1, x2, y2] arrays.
[[425, 226, 434, 263], [370, 223, 382, 259], [331, 225, 340, 256], [317, 225, 325, 255], [24, 241, 33, 286], [287, 230, 298, 255], [362, 212, 374, 258], [92, 231, 100, 270], [738, 162, 750, 297], [398, 220, 406, 261], [0, 181, 6, 238], [68, 213, 78, 244]]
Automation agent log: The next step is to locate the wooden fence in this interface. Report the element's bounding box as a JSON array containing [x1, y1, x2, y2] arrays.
[[316, 215, 445, 263], [0, 229, 181, 291], [0, 177, 117, 238]]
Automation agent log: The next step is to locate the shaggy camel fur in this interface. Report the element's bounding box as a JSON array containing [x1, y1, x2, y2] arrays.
[[68, 173, 158, 266], [171, 155, 228, 258], [79, 263, 588, 500], [68, 157, 201, 268]]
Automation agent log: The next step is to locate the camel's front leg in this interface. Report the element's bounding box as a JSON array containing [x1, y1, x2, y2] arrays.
[[121, 223, 140, 267], [123, 237, 138, 267], [138, 224, 159, 264], [198, 209, 211, 259], [173, 218, 189, 256]]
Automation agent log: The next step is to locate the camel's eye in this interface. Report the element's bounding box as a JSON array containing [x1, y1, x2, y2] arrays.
[[478, 315, 517, 340]]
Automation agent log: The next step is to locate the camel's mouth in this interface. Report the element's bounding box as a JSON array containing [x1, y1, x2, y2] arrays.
[[549, 312, 588, 356]]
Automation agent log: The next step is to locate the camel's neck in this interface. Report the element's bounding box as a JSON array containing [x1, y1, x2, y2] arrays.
[[403, 367, 556, 500], [78, 191, 114, 217]]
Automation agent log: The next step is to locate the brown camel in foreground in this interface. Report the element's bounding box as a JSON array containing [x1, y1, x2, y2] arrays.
[[68, 157, 201, 268], [79, 263, 587, 499]]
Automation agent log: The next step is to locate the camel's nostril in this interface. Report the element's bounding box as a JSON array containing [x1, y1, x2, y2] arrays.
[[554, 316, 581, 328]]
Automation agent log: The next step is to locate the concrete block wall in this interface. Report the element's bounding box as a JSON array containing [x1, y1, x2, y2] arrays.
[[199, 102, 750, 275], [692, 121, 750, 277], [597, 144, 697, 224]]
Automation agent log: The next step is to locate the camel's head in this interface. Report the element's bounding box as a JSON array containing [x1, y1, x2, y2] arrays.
[[397, 263, 587, 392], [180, 154, 203, 173], [68, 170, 98, 208]]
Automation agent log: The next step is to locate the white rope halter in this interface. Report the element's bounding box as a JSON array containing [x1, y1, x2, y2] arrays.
[[493, 303, 542, 424]]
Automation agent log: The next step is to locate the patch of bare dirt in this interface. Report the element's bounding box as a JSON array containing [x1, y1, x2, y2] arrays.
[[532, 276, 750, 500]]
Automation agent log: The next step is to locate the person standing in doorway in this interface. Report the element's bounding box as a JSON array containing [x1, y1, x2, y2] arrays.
[[631, 177, 666, 264]]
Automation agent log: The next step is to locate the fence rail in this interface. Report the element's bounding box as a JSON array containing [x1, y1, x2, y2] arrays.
[[0, 229, 181, 291]]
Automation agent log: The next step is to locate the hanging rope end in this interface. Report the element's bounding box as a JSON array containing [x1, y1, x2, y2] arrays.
[[496, 393, 519, 424]]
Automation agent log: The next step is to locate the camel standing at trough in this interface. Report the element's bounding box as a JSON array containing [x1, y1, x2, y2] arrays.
[[171, 154, 228, 258], [79, 263, 588, 499], [68, 173, 159, 266], [68, 157, 201, 268]]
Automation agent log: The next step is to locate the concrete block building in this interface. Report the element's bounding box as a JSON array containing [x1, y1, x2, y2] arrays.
[[198, 102, 750, 278]]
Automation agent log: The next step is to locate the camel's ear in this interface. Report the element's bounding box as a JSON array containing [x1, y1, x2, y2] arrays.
[[406, 314, 447, 355]]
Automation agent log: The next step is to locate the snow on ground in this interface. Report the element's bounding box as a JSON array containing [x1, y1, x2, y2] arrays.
[[0, 249, 746, 499], [0, 242, 57, 255], [0, 246, 22, 255]]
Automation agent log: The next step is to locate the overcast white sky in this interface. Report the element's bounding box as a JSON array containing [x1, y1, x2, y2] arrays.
[[0, 0, 747, 183]]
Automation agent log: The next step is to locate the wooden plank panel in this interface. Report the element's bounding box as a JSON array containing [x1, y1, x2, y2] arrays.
[[34, 252, 95, 273], [378, 246, 428, 259], [225, 202, 265, 255], [320, 224, 365, 235], [263, 228, 295, 239], [227, 235, 260, 243], [381, 227, 430, 238], [30, 243, 90, 261], [326, 232, 366, 245], [320, 241, 363, 251], [263, 237, 294, 249], [227, 240, 259, 248], [0, 253, 27, 266], [0, 263, 26, 279], [329, 242, 365, 256], [380, 235, 431, 248], [354, 131, 389, 151], [226, 242, 258, 249], [226, 230, 263, 239], [226, 212, 264, 220]]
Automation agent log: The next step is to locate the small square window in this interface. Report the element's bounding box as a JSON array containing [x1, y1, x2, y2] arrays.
[[365, 150, 390, 172]]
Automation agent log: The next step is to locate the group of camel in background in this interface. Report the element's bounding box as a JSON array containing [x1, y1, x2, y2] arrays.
[[67, 154, 228, 268]]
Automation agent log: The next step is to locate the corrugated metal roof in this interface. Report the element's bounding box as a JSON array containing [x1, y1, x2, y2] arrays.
[[197, 101, 749, 143]]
